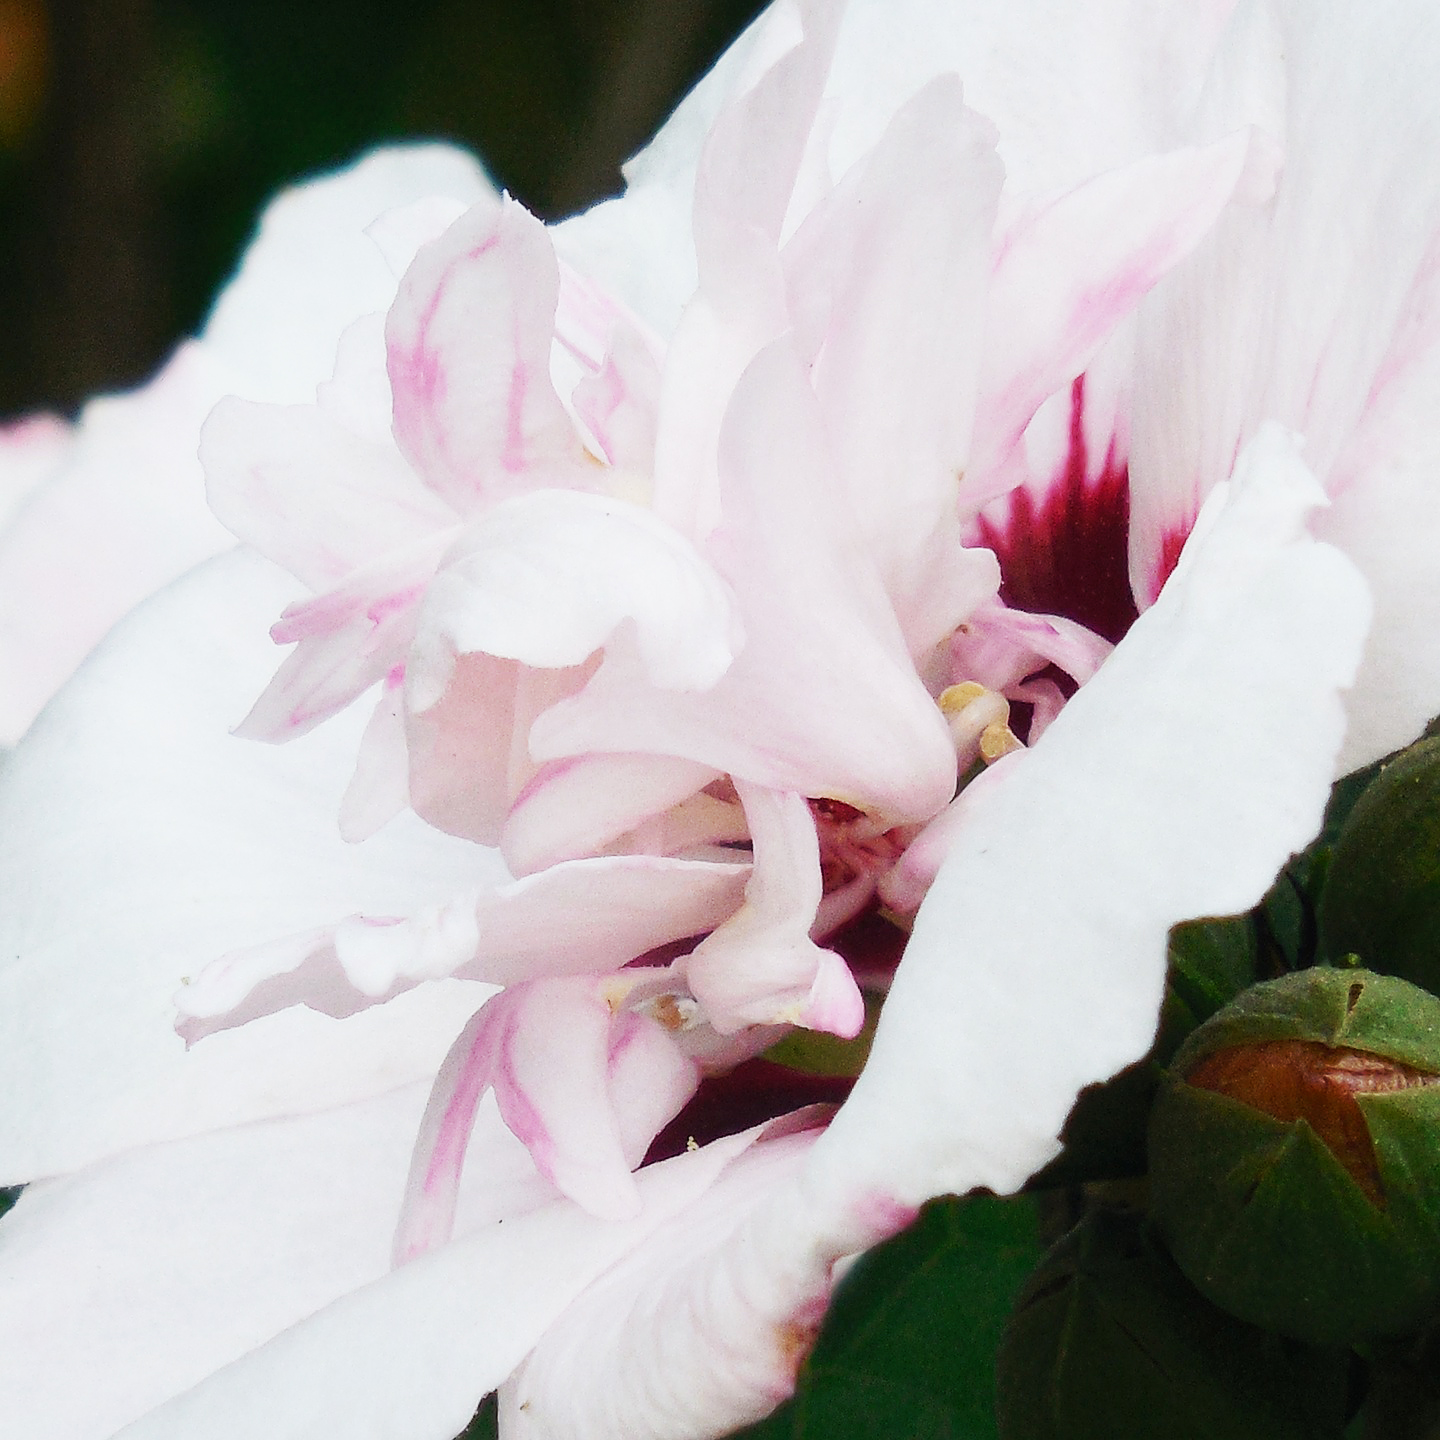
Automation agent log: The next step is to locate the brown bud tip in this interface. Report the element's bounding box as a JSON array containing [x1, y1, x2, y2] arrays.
[[1186, 1041, 1439, 1206]]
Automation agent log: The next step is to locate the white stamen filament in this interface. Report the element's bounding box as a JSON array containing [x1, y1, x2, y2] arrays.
[[939, 682, 1026, 766]]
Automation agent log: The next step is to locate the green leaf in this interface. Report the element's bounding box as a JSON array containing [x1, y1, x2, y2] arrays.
[[729, 1193, 1044, 1439], [996, 1209, 1352, 1440], [453, 1391, 498, 1440]]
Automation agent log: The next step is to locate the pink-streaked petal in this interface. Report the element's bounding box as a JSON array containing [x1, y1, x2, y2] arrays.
[[791, 76, 1004, 654], [387, 197, 589, 511], [0, 550, 501, 1183], [201, 392, 455, 592], [238, 534, 452, 741], [501, 752, 720, 875], [109, 1128, 770, 1440], [533, 341, 958, 825], [809, 426, 1371, 1214], [571, 321, 663, 472], [967, 130, 1255, 503], [606, 1010, 706, 1166], [203, 144, 493, 402], [688, 784, 863, 1038], [396, 977, 699, 1255], [409, 488, 741, 710], [1127, 2, 1440, 761]]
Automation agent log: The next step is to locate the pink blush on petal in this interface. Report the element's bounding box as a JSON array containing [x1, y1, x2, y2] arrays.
[[501, 343, 530, 474]]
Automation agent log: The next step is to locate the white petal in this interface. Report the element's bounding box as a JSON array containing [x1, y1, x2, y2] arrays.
[[109, 1130, 770, 1440], [808, 426, 1371, 1210], [0, 1083, 565, 1440]]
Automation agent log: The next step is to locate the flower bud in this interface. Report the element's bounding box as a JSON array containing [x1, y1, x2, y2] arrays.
[[1319, 735, 1440, 993], [995, 1209, 1351, 1440], [1149, 967, 1440, 1344], [1030, 916, 1257, 1190]]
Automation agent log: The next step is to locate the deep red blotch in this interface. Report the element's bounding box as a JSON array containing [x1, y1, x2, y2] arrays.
[[974, 376, 1138, 645]]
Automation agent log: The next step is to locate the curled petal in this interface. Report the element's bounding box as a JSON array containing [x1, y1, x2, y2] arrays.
[[687, 784, 864, 1038], [501, 752, 720, 875], [238, 534, 453, 742], [950, 598, 1113, 693], [534, 341, 959, 825], [178, 852, 749, 1041]]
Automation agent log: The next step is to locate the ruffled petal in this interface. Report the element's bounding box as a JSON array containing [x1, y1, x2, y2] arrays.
[[396, 981, 697, 1252], [0, 549, 499, 1183], [409, 489, 741, 712], [237, 533, 453, 741], [650, 0, 841, 538], [201, 387, 454, 593], [533, 340, 958, 825]]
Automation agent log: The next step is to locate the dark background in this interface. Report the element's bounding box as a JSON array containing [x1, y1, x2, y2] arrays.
[[0, 0, 764, 419]]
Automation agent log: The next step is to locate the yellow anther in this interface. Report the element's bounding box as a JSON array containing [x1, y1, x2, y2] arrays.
[[938, 681, 988, 715], [980, 722, 1024, 762]]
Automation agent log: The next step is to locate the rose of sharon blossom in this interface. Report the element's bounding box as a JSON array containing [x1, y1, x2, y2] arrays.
[[0, 1, 1427, 1438]]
